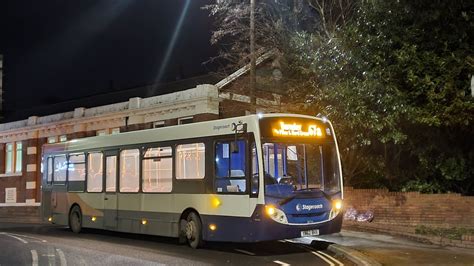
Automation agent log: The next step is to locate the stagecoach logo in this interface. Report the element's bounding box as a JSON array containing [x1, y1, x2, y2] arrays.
[[213, 124, 231, 131], [296, 203, 323, 212]]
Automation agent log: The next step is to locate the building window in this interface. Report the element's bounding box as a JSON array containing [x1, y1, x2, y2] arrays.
[[15, 143, 22, 173], [47, 136, 57, 143], [5, 143, 13, 173], [5, 142, 22, 174], [59, 135, 67, 142], [178, 117, 193, 125], [87, 152, 103, 192], [120, 149, 140, 192], [111, 128, 120, 135], [142, 147, 172, 192], [176, 143, 205, 179], [153, 121, 165, 128]]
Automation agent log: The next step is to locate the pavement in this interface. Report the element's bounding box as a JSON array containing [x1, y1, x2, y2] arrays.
[[314, 230, 474, 265]]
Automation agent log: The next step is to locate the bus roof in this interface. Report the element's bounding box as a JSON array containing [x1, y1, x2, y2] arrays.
[[42, 113, 324, 155]]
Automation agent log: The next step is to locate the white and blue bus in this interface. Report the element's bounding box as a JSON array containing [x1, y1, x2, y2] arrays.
[[41, 113, 343, 248]]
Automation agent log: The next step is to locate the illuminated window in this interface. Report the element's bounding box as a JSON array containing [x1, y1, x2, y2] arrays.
[[106, 156, 117, 192], [87, 153, 103, 192], [5, 143, 13, 173], [59, 135, 67, 142], [178, 117, 193, 125], [5, 142, 22, 174], [111, 128, 120, 135], [176, 143, 205, 179], [120, 149, 140, 192], [15, 143, 22, 173], [54, 155, 67, 183], [142, 147, 172, 192], [47, 136, 57, 143], [68, 153, 85, 181], [47, 157, 53, 183]]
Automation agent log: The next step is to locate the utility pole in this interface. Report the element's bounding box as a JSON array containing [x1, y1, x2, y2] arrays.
[[250, 0, 257, 108]]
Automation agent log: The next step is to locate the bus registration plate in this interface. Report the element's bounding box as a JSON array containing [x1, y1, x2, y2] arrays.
[[301, 229, 319, 237]]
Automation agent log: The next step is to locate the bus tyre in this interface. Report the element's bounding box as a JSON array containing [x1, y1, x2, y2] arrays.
[[185, 212, 203, 249], [69, 206, 82, 234], [178, 219, 187, 245]]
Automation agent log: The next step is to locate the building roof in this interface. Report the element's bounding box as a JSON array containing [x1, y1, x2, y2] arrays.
[[3, 74, 220, 122]]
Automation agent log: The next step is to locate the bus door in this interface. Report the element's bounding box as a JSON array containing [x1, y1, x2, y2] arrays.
[[104, 151, 118, 229], [42, 156, 54, 221], [214, 138, 251, 215]]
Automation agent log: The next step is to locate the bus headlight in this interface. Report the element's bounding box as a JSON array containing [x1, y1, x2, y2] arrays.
[[265, 205, 276, 216], [329, 199, 343, 220], [265, 205, 288, 224]]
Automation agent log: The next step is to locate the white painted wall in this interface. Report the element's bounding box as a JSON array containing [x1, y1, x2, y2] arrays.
[[0, 84, 220, 142]]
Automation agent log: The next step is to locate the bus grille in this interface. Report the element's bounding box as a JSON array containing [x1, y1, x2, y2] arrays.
[[291, 212, 326, 218]]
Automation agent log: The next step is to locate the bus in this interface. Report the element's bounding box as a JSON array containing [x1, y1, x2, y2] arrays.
[[41, 113, 344, 248]]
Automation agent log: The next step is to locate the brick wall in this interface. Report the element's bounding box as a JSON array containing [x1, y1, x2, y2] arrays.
[[343, 187, 474, 229], [342, 187, 474, 248]]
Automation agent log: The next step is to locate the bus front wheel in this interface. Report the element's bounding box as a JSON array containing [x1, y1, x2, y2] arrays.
[[69, 205, 82, 234], [185, 212, 203, 249]]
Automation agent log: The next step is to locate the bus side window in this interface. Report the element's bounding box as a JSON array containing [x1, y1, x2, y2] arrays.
[[142, 147, 173, 193], [176, 143, 205, 180], [68, 153, 86, 182], [47, 157, 53, 184], [120, 149, 140, 193], [54, 155, 67, 184], [215, 140, 246, 193], [87, 152, 103, 192], [106, 156, 117, 192]]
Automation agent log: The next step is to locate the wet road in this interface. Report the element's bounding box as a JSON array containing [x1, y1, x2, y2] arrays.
[[0, 223, 352, 265]]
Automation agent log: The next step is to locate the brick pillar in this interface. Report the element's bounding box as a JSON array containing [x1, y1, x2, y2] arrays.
[[0, 143, 5, 174], [36, 137, 48, 203], [25, 137, 38, 204]]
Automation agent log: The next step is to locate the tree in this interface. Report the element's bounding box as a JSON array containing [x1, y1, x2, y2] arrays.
[[206, 0, 474, 194], [292, 0, 474, 194]]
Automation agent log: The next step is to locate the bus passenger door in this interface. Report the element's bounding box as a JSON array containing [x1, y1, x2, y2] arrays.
[[104, 152, 118, 229]]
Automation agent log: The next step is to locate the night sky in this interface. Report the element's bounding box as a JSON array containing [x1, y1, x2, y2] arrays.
[[0, 0, 217, 121]]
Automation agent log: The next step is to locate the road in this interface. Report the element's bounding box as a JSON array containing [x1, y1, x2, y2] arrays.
[[0, 223, 352, 266]]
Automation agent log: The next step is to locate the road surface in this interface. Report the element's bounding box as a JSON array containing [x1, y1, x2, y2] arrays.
[[0, 223, 352, 265]]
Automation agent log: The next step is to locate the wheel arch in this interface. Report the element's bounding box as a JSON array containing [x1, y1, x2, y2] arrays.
[[179, 208, 202, 224]]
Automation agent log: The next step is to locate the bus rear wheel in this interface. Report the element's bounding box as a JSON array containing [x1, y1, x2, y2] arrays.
[[185, 212, 203, 249], [69, 205, 82, 234]]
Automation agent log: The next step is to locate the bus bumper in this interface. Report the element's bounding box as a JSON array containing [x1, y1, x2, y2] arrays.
[[201, 204, 343, 242]]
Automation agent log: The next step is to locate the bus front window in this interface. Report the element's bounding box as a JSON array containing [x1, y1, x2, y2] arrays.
[[262, 142, 341, 195]]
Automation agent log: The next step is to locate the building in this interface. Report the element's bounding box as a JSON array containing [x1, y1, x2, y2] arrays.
[[0, 54, 3, 116], [0, 58, 286, 214]]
